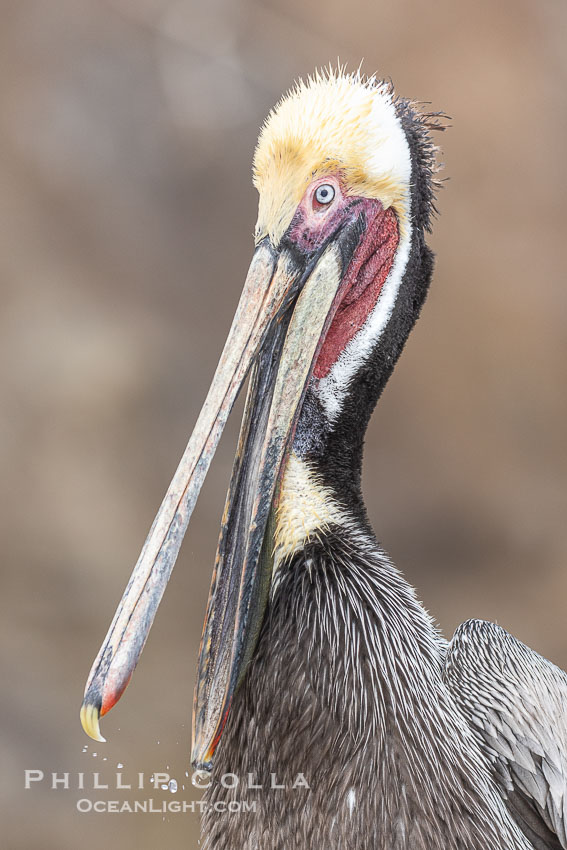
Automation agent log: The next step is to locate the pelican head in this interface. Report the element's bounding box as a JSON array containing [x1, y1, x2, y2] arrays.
[[80, 68, 441, 769]]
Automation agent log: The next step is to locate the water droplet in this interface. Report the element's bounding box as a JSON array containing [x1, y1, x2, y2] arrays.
[[169, 779, 178, 793], [117, 763, 124, 769], [92, 752, 97, 758]]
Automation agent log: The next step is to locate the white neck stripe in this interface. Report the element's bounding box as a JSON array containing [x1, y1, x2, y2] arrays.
[[315, 219, 412, 423]]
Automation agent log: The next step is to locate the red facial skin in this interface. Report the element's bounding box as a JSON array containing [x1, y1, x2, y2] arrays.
[[287, 176, 400, 380]]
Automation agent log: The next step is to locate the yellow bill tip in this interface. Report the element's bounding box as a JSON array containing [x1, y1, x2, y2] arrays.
[[80, 701, 106, 743]]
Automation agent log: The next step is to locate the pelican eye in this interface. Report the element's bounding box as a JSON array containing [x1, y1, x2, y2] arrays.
[[314, 184, 335, 206]]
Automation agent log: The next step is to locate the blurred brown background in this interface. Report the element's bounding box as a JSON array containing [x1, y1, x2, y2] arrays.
[[1, 0, 565, 847]]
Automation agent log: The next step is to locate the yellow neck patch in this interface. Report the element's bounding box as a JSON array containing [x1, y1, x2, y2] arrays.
[[273, 452, 346, 570], [253, 68, 411, 245]]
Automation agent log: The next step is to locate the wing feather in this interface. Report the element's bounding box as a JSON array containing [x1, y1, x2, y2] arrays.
[[444, 619, 567, 849]]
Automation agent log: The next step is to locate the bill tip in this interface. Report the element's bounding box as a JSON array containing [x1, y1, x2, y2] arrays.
[[80, 701, 106, 743]]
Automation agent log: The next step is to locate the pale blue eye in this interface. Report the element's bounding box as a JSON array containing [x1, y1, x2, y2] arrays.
[[315, 184, 335, 205]]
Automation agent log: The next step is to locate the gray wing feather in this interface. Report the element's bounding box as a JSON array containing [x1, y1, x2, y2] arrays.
[[444, 619, 567, 849]]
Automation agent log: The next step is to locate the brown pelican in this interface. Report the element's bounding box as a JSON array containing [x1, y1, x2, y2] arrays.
[[80, 69, 567, 849]]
